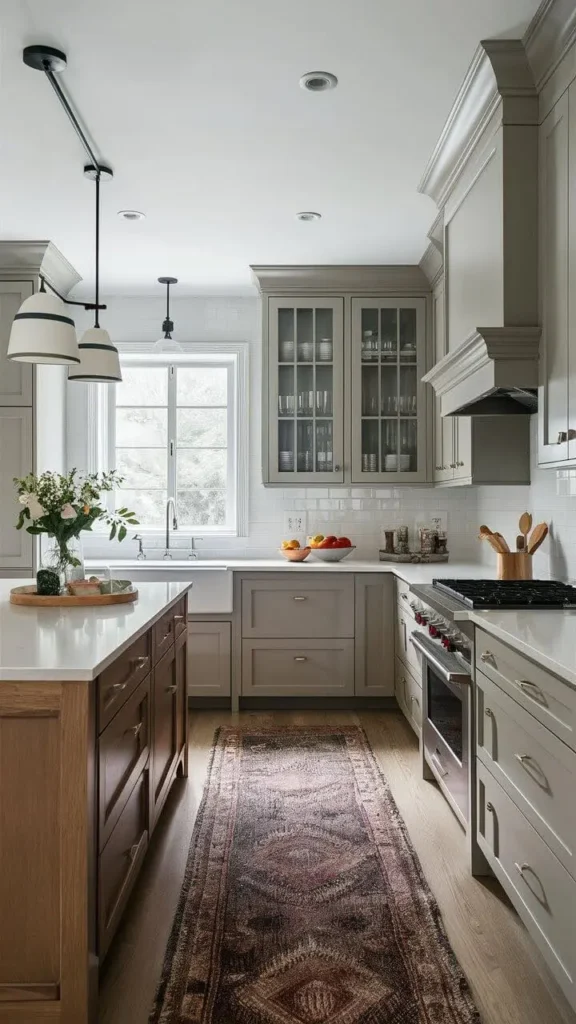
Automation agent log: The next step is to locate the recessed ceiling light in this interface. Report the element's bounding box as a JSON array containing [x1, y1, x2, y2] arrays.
[[117, 209, 146, 221], [296, 211, 322, 222], [299, 71, 338, 92]]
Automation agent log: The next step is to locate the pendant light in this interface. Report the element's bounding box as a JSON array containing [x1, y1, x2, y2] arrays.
[[12, 44, 120, 379], [69, 164, 122, 382], [154, 277, 183, 353], [7, 279, 80, 365]]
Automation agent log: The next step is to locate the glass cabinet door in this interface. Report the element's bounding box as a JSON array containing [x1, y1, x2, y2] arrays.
[[351, 298, 426, 482], [268, 298, 344, 482]]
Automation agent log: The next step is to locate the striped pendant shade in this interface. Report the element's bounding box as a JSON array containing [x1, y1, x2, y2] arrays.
[[7, 290, 80, 364], [67, 326, 122, 382]]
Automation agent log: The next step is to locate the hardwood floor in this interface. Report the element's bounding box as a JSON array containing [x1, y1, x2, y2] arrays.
[[99, 709, 576, 1024]]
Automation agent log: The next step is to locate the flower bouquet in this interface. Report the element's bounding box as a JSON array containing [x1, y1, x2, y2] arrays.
[[14, 469, 138, 594]]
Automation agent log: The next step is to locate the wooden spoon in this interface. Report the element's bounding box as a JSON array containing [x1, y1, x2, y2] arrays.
[[493, 532, 511, 554], [479, 530, 506, 554], [519, 512, 532, 548], [478, 525, 494, 541], [527, 523, 549, 555]]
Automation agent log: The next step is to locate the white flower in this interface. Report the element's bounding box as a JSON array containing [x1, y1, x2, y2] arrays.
[[27, 496, 45, 520], [18, 493, 30, 505], [60, 503, 77, 520]]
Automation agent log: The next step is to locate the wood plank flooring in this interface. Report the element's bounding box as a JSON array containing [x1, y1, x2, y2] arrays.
[[99, 710, 576, 1024]]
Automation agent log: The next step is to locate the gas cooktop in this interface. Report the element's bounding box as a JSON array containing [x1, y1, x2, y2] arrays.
[[433, 579, 576, 610]]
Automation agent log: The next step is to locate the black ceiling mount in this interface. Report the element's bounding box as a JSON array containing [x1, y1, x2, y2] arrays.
[[158, 278, 178, 337], [23, 44, 113, 314]]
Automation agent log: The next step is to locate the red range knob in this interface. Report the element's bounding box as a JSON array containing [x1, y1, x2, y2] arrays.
[[428, 625, 438, 637], [441, 636, 454, 651]]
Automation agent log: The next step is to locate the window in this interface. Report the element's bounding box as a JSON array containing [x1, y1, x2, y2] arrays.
[[106, 350, 247, 535]]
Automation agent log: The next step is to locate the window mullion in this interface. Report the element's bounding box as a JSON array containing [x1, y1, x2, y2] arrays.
[[167, 364, 177, 504]]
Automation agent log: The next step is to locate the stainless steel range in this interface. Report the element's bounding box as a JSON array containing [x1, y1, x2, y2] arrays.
[[408, 584, 475, 829]]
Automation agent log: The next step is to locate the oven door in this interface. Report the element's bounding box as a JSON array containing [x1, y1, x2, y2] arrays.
[[410, 630, 471, 827]]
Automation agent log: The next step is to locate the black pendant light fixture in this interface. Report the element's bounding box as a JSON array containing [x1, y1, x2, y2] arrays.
[[154, 277, 183, 353], [10, 44, 121, 381]]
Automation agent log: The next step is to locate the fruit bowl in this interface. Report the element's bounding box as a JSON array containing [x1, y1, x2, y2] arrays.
[[279, 546, 312, 562], [309, 545, 356, 563]]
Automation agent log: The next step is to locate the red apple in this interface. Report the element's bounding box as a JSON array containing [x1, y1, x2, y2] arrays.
[[320, 535, 338, 549], [338, 536, 352, 548]]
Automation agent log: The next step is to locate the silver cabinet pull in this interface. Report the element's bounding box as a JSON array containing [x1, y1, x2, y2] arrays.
[[515, 753, 550, 790], [480, 651, 494, 663], [400, 593, 408, 601], [127, 722, 143, 737], [127, 842, 140, 862], [485, 707, 493, 717], [294, 656, 307, 662], [486, 801, 495, 812], [558, 431, 567, 444], [334, 464, 341, 472], [516, 679, 548, 707], [166, 684, 178, 694], [173, 614, 185, 623], [293, 596, 307, 602], [111, 681, 127, 692], [514, 862, 549, 908], [110, 655, 149, 694], [410, 694, 420, 707]]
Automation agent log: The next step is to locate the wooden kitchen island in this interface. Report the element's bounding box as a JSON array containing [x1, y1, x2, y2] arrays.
[[0, 580, 190, 1024]]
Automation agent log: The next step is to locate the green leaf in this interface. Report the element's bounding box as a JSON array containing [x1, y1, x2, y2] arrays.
[[118, 525, 127, 542], [26, 526, 44, 535], [109, 522, 117, 541]]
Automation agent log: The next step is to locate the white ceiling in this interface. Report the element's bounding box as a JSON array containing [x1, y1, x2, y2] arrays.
[[1, 0, 541, 297]]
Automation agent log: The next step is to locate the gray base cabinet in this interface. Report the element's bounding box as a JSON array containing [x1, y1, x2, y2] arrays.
[[394, 579, 422, 736], [187, 622, 231, 697], [235, 572, 394, 701]]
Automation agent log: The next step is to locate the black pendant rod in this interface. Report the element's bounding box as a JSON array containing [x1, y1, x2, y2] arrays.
[[158, 276, 178, 337], [94, 170, 101, 327], [43, 66, 100, 169]]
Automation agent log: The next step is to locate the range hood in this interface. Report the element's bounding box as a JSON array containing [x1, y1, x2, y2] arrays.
[[418, 40, 541, 417], [422, 326, 541, 416]]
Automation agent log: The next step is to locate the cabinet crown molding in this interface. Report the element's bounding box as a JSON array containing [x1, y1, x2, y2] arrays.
[[250, 264, 429, 295], [423, 326, 541, 416], [418, 40, 537, 208], [0, 241, 81, 295], [419, 243, 443, 287], [524, 0, 576, 90]]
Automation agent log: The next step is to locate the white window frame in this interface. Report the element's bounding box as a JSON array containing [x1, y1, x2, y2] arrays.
[[85, 341, 249, 538]]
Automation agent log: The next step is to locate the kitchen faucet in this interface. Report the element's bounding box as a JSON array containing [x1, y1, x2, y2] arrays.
[[187, 536, 204, 559], [163, 497, 178, 559]]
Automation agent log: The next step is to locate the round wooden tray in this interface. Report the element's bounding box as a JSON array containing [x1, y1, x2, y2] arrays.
[[9, 585, 139, 607]]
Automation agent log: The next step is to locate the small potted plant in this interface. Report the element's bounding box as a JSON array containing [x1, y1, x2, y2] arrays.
[[14, 469, 138, 595]]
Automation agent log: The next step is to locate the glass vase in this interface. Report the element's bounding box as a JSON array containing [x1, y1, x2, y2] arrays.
[[39, 535, 85, 591], [62, 535, 85, 584]]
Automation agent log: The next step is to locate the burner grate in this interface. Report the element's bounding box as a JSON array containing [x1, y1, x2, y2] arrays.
[[433, 578, 576, 609]]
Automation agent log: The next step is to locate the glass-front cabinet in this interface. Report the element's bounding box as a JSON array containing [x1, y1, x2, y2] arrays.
[[268, 297, 344, 483], [351, 298, 427, 482]]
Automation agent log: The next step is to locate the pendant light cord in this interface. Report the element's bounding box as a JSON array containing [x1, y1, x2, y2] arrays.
[[94, 169, 100, 328]]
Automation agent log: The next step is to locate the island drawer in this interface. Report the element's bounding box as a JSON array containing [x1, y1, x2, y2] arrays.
[[98, 630, 152, 732], [99, 676, 150, 851], [152, 598, 187, 663], [395, 656, 421, 737], [475, 628, 575, 752], [241, 576, 354, 639], [99, 769, 148, 959], [477, 761, 576, 1005], [242, 638, 354, 695]]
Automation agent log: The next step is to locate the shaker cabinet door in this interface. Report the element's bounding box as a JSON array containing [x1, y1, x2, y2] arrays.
[[150, 631, 186, 829], [0, 281, 34, 406], [351, 298, 428, 482], [538, 92, 570, 465], [0, 408, 33, 568], [267, 297, 345, 483]]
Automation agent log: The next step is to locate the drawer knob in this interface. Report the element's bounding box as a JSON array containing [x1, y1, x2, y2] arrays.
[[126, 722, 143, 737], [516, 679, 548, 707], [480, 651, 494, 663], [166, 684, 178, 694], [294, 656, 308, 662], [293, 596, 307, 602]]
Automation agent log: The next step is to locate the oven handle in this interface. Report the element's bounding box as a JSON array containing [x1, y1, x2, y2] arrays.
[[409, 631, 471, 685]]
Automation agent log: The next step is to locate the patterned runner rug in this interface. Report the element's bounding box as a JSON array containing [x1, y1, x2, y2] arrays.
[[150, 725, 480, 1023]]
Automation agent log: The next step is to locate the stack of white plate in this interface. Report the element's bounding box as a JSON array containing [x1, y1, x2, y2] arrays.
[[318, 340, 333, 361], [279, 451, 294, 471], [384, 455, 398, 472], [298, 342, 314, 361], [399, 454, 411, 471], [280, 341, 294, 362]]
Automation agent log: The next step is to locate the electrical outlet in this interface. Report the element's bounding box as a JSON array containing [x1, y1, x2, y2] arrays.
[[283, 512, 307, 538]]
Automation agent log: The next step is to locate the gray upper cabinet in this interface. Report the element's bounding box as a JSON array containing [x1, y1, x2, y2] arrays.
[[0, 281, 34, 406], [268, 297, 345, 484], [351, 298, 427, 483], [253, 266, 432, 487], [538, 91, 570, 466]]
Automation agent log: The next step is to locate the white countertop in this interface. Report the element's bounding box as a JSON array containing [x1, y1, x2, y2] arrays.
[[0, 580, 190, 682], [455, 607, 576, 689]]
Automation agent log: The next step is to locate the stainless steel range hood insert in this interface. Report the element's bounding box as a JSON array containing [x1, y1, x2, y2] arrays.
[[422, 326, 541, 416]]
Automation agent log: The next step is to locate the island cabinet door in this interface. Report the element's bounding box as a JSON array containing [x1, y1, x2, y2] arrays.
[[150, 631, 187, 830]]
